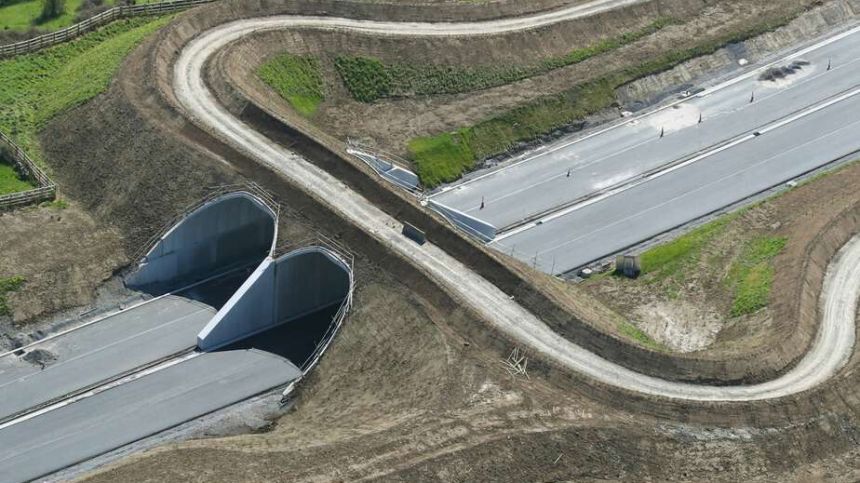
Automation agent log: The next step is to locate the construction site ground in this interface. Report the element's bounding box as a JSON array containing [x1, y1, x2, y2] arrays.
[[0, 0, 859, 480]]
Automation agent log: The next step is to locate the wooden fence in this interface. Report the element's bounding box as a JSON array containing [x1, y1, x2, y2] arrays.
[[0, 0, 215, 59], [0, 131, 56, 209]]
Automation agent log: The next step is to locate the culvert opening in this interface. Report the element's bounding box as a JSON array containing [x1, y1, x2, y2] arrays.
[[196, 246, 353, 371]]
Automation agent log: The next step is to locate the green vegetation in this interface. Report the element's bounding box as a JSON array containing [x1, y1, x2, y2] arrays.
[[406, 131, 475, 187], [407, 13, 802, 187], [38, 0, 66, 23], [257, 53, 325, 117], [726, 236, 787, 316], [618, 320, 663, 351], [335, 18, 675, 103], [333, 55, 390, 102], [41, 197, 67, 208], [0, 275, 25, 316], [0, 159, 34, 195], [0, 15, 173, 166], [0, 0, 86, 31], [640, 215, 736, 279]]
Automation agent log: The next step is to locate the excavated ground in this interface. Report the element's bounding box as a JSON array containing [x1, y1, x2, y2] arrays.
[[220, 0, 820, 156], [215, 0, 860, 385], [0, 0, 855, 480]]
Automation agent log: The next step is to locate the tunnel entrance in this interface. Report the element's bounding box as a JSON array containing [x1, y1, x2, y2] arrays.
[[196, 245, 353, 372], [126, 192, 277, 295], [218, 303, 340, 370]]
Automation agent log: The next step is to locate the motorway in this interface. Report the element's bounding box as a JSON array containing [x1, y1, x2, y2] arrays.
[[430, 23, 860, 273], [0, 350, 300, 483], [0, 271, 307, 481], [174, 11, 860, 402], [0, 296, 213, 422]]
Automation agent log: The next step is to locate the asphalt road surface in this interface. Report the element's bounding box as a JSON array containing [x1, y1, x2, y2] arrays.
[[0, 296, 214, 422], [430, 24, 860, 273], [0, 350, 301, 483], [173, 13, 860, 403]]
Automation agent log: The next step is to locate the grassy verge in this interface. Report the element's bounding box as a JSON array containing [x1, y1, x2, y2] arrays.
[[640, 214, 737, 279], [335, 18, 676, 102], [0, 15, 173, 167], [0, 275, 25, 316], [409, 12, 803, 187], [258, 52, 325, 117], [618, 320, 663, 351], [726, 236, 787, 316]]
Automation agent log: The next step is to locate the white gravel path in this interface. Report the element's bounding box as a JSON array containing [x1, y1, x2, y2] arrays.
[[172, 9, 858, 401]]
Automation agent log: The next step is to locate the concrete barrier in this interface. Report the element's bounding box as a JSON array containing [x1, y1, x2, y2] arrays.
[[196, 246, 352, 353], [347, 148, 420, 192], [427, 199, 497, 242], [127, 192, 277, 292]]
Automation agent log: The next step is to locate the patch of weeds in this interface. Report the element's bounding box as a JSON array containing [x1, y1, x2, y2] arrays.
[[640, 215, 735, 279], [0, 276, 25, 316], [618, 320, 663, 351], [337, 17, 676, 102], [726, 236, 787, 316], [257, 53, 325, 117], [407, 130, 475, 187], [333, 55, 390, 102], [41, 197, 67, 208]]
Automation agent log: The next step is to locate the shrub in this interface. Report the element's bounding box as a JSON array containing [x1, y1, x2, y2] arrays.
[[37, 0, 65, 23], [333, 55, 391, 102]]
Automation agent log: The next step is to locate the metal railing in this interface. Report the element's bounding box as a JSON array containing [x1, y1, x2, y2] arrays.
[[0, 0, 215, 59], [0, 131, 56, 210]]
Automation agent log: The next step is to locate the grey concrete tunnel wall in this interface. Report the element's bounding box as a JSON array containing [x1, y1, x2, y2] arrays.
[[196, 247, 352, 354], [127, 192, 277, 292]]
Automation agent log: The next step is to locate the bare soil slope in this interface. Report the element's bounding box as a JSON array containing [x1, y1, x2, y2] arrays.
[[16, 0, 860, 481], [0, 203, 126, 324]]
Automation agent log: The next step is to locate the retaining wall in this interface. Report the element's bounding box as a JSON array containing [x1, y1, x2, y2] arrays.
[[127, 191, 277, 292]]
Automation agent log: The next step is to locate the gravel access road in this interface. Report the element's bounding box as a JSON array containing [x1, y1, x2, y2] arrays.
[[173, 8, 859, 402]]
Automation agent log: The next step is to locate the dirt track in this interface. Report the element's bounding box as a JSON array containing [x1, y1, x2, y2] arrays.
[[20, 0, 860, 480]]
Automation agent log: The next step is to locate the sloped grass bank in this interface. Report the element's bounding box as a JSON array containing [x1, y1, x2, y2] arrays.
[[409, 12, 804, 187], [334, 18, 676, 102], [0, 15, 172, 167], [258, 52, 325, 117]]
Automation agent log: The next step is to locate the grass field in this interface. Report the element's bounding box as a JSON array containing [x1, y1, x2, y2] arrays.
[[258, 53, 325, 117], [0, 0, 117, 32], [408, 12, 803, 187], [0, 15, 172, 167], [0, 160, 34, 195]]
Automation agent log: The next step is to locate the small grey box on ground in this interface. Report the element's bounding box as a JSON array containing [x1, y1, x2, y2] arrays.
[[402, 222, 426, 245]]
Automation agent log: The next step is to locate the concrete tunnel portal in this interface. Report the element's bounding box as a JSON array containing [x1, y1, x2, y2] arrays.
[[125, 190, 354, 373]]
